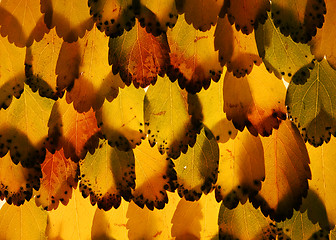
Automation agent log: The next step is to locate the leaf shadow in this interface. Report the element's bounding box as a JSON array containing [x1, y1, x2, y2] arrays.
[[0, 73, 25, 110]]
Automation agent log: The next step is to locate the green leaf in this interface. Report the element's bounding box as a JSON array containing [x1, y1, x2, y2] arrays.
[[286, 59, 336, 147]]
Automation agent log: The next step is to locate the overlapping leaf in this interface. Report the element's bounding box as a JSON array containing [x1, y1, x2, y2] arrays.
[[109, 19, 170, 88], [0, 199, 47, 240], [36, 149, 78, 211], [167, 14, 223, 94], [215, 129, 265, 209], [174, 126, 219, 201], [223, 63, 287, 137], [97, 85, 145, 151], [215, 16, 262, 77], [286, 59, 336, 146], [41, 0, 94, 42], [251, 120, 311, 221], [271, 0, 326, 43], [79, 139, 135, 211], [256, 12, 315, 82], [0, 84, 54, 167]]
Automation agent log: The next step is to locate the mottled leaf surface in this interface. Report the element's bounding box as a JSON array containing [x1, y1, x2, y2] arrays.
[[223, 63, 287, 137], [286, 59, 336, 147]]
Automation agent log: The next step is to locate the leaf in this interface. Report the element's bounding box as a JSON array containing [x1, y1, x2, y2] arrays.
[[88, 0, 135, 37], [0, 0, 46, 47], [48, 96, 100, 162], [226, 0, 270, 34], [223, 63, 287, 137], [0, 199, 47, 240], [214, 16, 262, 78], [215, 129, 265, 209], [144, 75, 199, 159], [41, 0, 94, 42], [25, 28, 64, 100], [310, 0, 336, 69], [256, 12, 315, 82], [97, 85, 146, 151], [46, 187, 96, 239], [174, 126, 219, 201], [271, 0, 326, 43], [250, 120, 311, 221], [0, 35, 26, 110], [108, 20, 170, 89], [175, 0, 225, 31], [132, 140, 176, 210], [0, 152, 41, 206], [79, 139, 135, 211], [36, 148, 78, 211], [167, 14, 223, 94], [286, 59, 336, 147], [0, 84, 54, 167]]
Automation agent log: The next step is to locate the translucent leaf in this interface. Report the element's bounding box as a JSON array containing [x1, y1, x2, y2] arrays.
[[0, 199, 47, 240], [214, 16, 262, 78], [88, 0, 135, 37], [167, 14, 223, 94], [41, 0, 94, 42], [132, 140, 176, 210], [36, 148, 78, 211], [48, 96, 100, 162], [174, 126, 219, 201], [108, 19, 170, 89], [310, 0, 336, 69], [0, 0, 46, 47], [0, 84, 54, 167], [175, 0, 224, 31], [250, 120, 311, 221], [25, 28, 64, 100], [46, 187, 96, 239], [223, 63, 287, 137], [0, 152, 41, 206], [286, 59, 336, 147], [79, 139, 135, 211], [271, 0, 326, 43], [97, 85, 145, 151], [256, 12, 315, 82], [226, 0, 270, 34], [0, 35, 25, 110], [215, 129, 265, 209], [144, 75, 199, 159]]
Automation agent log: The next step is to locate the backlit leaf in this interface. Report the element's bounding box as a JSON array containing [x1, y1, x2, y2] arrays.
[[97, 85, 145, 151], [88, 0, 135, 37], [79, 139, 135, 211], [214, 16, 262, 77], [286, 59, 336, 147], [0, 199, 47, 240], [215, 129, 265, 209], [0, 84, 54, 167], [41, 0, 94, 42], [175, 0, 224, 31], [251, 120, 311, 221], [167, 14, 223, 94], [144, 75, 199, 159], [226, 0, 270, 34], [0, 152, 41, 206], [271, 0, 326, 43], [0, 35, 25, 110], [256, 12, 315, 82], [223, 63, 287, 137], [310, 0, 336, 69], [36, 148, 78, 211], [132, 140, 176, 210], [174, 126, 219, 201], [109, 19, 170, 89]]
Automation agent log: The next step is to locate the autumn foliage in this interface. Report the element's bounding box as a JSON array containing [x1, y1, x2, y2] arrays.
[[0, 0, 336, 239]]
